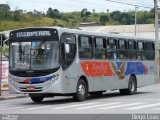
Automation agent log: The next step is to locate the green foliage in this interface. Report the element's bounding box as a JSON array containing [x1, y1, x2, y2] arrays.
[[46, 8, 60, 19], [81, 8, 91, 22], [0, 4, 156, 32], [100, 15, 109, 25], [0, 4, 10, 20]]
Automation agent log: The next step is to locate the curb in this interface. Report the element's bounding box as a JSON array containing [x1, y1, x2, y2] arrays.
[[0, 95, 28, 101]]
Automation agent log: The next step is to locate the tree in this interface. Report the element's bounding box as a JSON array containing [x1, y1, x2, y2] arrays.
[[46, 8, 60, 19], [13, 10, 21, 21], [110, 11, 121, 22], [93, 9, 95, 13], [0, 4, 10, 19], [81, 8, 91, 22], [121, 17, 127, 24], [46, 7, 53, 18], [100, 15, 109, 25], [107, 9, 109, 13]]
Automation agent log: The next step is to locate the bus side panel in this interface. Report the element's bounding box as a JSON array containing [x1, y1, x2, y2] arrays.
[[78, 61, 94, 92], [93, 76, 106, 91], [62, 60, 78, 94], [106, 76, 128, 91], [62, 60, 95, 93], [138, 61, 158, 87]]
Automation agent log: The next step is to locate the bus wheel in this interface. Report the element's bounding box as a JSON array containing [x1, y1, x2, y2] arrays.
[[30, 96, 44, 103], [73, 79, 88, 102], [119, 76, 137, 95], [90, 91, 104, 96]]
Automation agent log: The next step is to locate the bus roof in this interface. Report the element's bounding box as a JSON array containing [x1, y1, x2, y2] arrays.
[[10, 26, 155, 42]]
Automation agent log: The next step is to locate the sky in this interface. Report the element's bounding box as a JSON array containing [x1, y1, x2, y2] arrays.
[[0, 0, 157, 13]]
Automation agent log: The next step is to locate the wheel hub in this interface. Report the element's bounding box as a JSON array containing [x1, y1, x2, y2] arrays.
[[78, 84, 85, 96]]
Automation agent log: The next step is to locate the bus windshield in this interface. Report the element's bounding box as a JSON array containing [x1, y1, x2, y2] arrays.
[[10, 40, 59, 70]]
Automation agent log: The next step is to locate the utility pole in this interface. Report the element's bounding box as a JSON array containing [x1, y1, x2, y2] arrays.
[[105, 0, 152, 37], [154, 0, 159, 81], [154, 0, 159, 42], [135, 6, 138, 36], [0, 35, 2, 96]]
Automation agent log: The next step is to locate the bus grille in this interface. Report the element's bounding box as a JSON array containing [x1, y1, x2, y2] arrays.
[[19, 87, 43, 92]]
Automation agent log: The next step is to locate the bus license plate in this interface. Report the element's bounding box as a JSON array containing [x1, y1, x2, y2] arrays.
[[26, 86, 35, 91]]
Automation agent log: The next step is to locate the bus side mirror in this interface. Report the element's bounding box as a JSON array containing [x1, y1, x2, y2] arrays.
[[2, 39, 9, 58], [65, 43, 70, 54]]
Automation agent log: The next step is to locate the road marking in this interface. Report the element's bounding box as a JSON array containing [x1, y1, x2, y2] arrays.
[[50, 102, 99, 110], [152, 108, 160, 110], [103, 99, 160, 101], [0, 107, 23, 111], [126, 103, 160, 110], [77, 102, 123, 109], [25, 105, 53, 110], [98, 102, 145, 110]]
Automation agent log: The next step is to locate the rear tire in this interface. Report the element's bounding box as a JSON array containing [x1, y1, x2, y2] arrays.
[[119, 76, 137, 95], [73, 79, 88, 102], [30, 96, 44, 103]]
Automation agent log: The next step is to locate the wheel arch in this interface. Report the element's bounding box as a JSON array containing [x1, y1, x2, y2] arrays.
[[79, 75, 88, 92]]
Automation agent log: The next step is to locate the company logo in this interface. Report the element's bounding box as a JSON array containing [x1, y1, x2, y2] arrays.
[[111, 62, 126, 80]]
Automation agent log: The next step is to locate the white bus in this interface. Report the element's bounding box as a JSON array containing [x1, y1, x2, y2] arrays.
[[9, 27, 159, 102]]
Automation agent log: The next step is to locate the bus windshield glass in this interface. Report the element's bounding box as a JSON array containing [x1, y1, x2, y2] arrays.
[[10, 40, 59, 70]]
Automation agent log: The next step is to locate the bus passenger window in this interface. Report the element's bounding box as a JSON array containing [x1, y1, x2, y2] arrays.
[[128, 40, 137, 60], [117, 39, 128, 60], [93, 37, 106, 59], [145, 42, 155, 60], [107, 38, 117, 60], [137, 41, 145, 60], [79, 36, 92, 59]]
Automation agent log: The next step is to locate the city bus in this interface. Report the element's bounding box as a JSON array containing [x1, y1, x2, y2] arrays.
[[8, 27, 159, 102]]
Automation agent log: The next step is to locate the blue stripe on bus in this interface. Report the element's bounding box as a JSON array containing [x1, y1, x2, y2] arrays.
[[29, 75, 54, 84], [116, 62, 148, 75]]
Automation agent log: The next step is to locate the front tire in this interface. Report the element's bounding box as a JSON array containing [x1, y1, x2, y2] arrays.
[[119, 76, 137, 95], [30, 96, 44, 103], [73, 79, 88, 102]]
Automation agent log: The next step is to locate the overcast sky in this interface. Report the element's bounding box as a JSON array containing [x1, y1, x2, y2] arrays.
[[0, 0, 157, 12]]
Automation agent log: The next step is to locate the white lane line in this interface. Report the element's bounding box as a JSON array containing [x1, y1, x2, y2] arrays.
[[103, 99, 160, 101], [152, 108, 160, 110], [25, 105, 53, 110], [50, 102, 99, 110], [0, 107, 23, 111], [77, 102, 123, 110], [98, 102, 145, 110], [126, 103, 160, 110]]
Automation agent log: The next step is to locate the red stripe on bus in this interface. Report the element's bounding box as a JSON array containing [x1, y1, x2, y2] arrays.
[[80, 61, 114, 77]]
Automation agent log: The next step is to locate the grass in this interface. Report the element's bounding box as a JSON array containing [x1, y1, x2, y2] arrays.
[[0, 17, 59, 31]]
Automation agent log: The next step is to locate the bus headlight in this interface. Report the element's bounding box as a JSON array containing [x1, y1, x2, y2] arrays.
[[44, 74, 60, 85], [52, 74, 60, 81]]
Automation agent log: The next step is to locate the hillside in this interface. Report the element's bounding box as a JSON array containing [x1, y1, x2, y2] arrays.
[[0, 17, 65, 31], [0, 4, 155, 31]]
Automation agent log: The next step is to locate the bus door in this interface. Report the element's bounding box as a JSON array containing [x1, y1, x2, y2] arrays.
[[61, 33, 78, 93]]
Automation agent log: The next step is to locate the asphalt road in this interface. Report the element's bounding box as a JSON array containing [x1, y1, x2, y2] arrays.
[[0, 83, 160, 114]]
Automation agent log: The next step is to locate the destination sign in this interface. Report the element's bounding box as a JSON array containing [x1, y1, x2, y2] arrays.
[[16, 31, 51, 38]]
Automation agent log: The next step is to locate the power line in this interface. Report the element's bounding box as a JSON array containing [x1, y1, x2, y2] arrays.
[[105, 0, 152, 9], [114, 0, 153, 8]]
